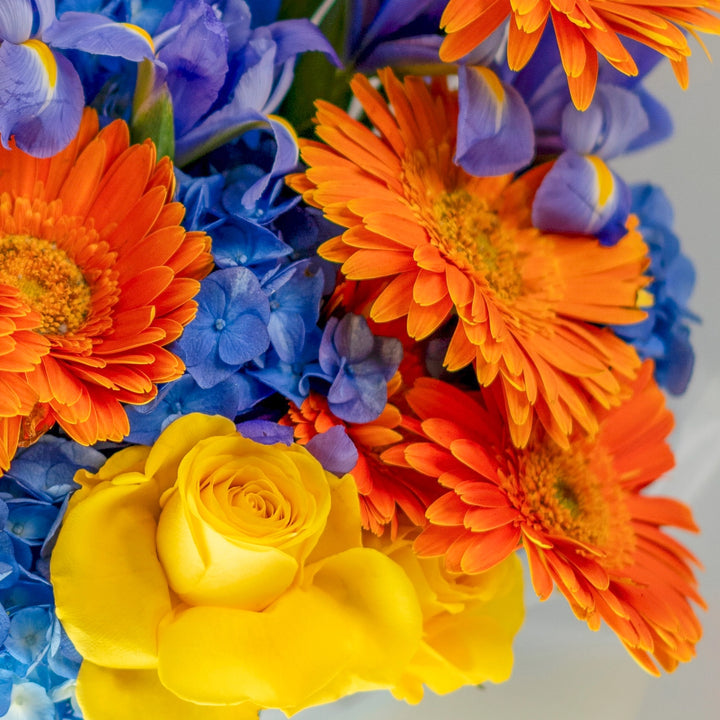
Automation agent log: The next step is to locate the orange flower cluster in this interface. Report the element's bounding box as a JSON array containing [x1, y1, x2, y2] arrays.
[[288, 69, 649, 450], [383, 364, 704, 675], [288, 68, 704, 675]]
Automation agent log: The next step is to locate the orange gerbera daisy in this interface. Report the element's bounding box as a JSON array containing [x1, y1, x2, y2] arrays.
[[0, 109, 212, 469], [288, 69, 649, 449], [385, 363, 704, 675], [282, 377, 442, 535], [439, 0, 720, 109]]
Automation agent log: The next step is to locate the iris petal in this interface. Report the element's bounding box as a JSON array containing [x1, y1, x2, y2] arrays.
[[0, 0, 33, 44], [532, 152, 631, 244], [456, 65, 535, 176], [266, 18, 340, 67], [0, 41, 83, 156], [42, 11, 155, 61], [561, 84, 649, 159], [35, 0, 55, 34]]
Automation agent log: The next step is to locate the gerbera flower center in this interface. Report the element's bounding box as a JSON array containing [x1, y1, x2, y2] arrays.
[[518, 439, 630, 554], [0, 234, 91, 335], [431, 190, 524, 301]]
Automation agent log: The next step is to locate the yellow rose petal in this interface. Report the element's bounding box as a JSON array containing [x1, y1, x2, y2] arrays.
[[77, 662, 259, 720], [157, 548, 423, 713], [145, 413, 237, 493], [72, 445, 151, 502], [392, 554, 525, 702], [306, 472, 363, 564], [51, 477, 171, 668], [157, 489, 298, 610], [176, 436, 330, 561]]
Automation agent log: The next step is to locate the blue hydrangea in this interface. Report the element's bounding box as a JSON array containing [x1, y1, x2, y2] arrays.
[[0, 436, 101, 719], [125, 373, 269, 444], [304, 314, 403, 424], [174, 266, 272, 389], [613, 184, 698, 394]]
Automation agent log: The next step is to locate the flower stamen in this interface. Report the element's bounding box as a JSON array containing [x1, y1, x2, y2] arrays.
[[0, 234, 91, 335]]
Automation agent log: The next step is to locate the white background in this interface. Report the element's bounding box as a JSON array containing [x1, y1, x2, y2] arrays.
[[265, 38, 720, 720]]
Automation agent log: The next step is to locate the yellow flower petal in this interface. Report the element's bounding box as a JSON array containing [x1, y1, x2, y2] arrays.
[[156, 488, 299, 610], [368, 539, 524, 703], [305, 472, 363, 564], [145, 413, 237, 493], [72, 445, 151, 501], [157, 548, 423, 713], [77, 662, 259, 720], [51, 476, 171, 668]]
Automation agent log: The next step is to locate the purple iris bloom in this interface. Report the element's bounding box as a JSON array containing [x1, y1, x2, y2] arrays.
[[0, 0, 154, 156], [147, 0, 338, 165], [343, 1, 532, 177], [509, 30, 672, 244], [346, 0, 446, 70]]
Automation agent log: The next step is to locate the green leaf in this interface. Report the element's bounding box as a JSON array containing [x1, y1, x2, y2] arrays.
[[131, 59, 175, 161], [278, 0, 323, 20], [278, 0, 354, 137]]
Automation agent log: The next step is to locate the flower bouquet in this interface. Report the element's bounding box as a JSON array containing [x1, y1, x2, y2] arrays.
[[0, 1, 714, 718]]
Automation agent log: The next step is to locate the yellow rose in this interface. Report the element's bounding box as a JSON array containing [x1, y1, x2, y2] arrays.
[[367, 530, 524, 703], [51, 414, 423, 719]]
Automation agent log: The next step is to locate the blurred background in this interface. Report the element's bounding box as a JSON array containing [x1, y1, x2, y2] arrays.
[[266, 36, 720, 720]]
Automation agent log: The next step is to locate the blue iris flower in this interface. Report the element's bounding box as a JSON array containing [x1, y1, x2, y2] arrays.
[[613, 184, 698, 394], [146, 0, 339, 166], [0, 0, 154, 156], [341, 1, 533, 177]]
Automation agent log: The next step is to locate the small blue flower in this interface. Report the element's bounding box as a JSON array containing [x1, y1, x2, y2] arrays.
[[249, 326, 323, 406], [2, 678, 55, 720], [305, 314, 402, 424], [236, 419, 293, 446], [3, 608, 52, 667], [125, 373, 269, 444], [4, 436, 105, 504], [305, 426, 358, 476], [175, 267, 271, 389], [263, 260, 324, 364]]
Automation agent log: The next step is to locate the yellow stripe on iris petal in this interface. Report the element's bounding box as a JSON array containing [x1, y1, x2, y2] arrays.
[[473, 66, 506, 132], [122, 22, 156, 53], [22, 39, 57, 88], [267, 114, 299, 144], [587, 155, 614, 208], [474, 66, 506, 104]]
